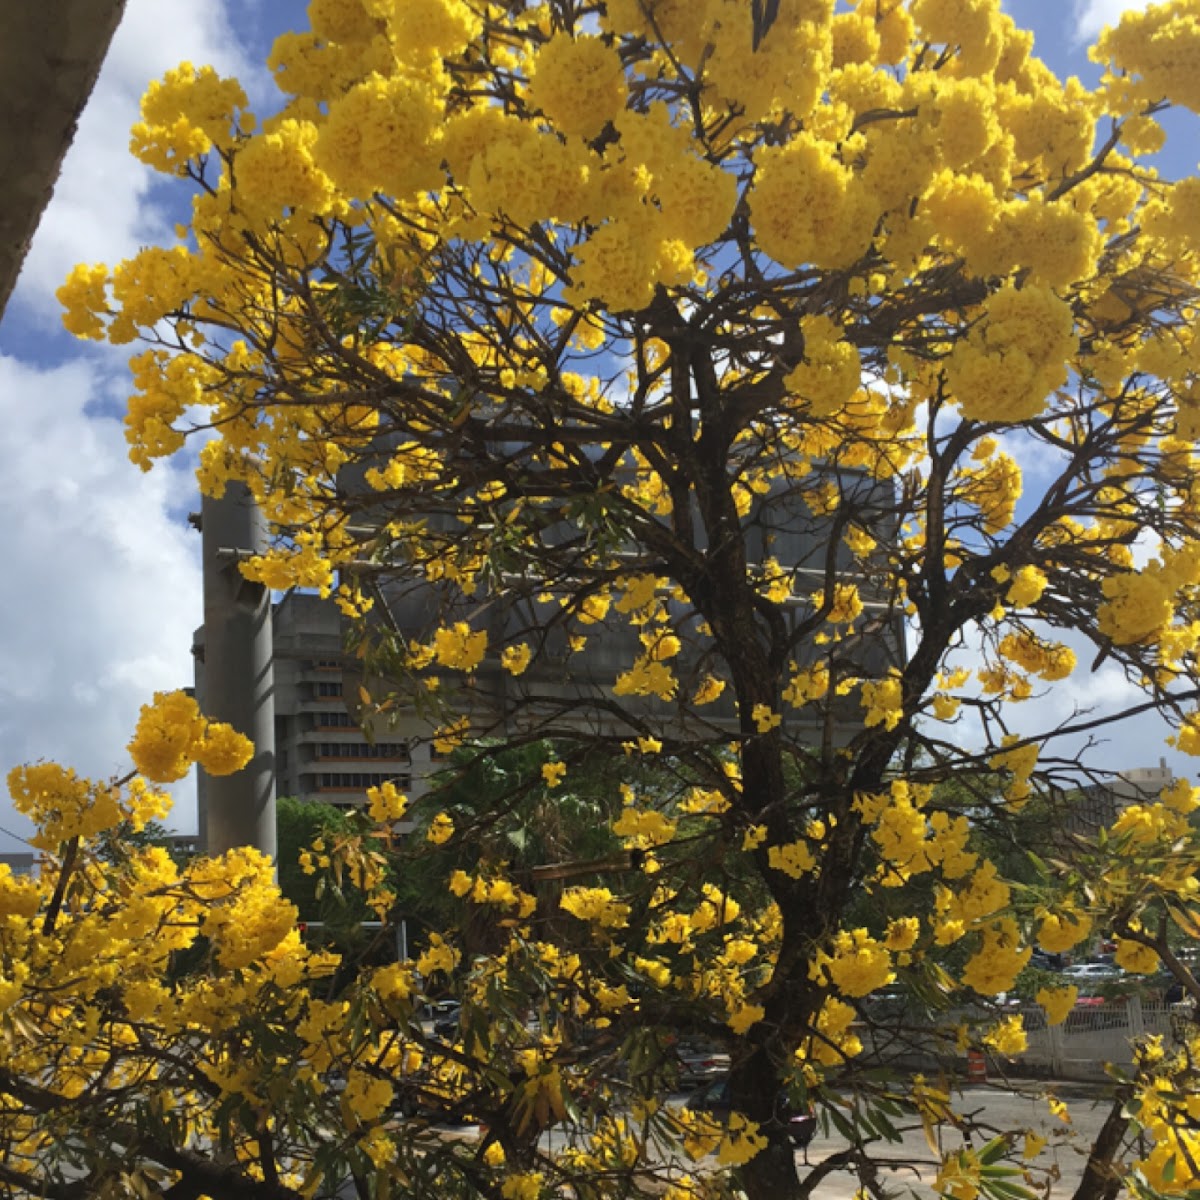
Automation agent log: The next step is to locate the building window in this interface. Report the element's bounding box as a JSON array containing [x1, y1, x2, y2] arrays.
[[315, 742, 411, 762], [317, 772, 411, 791], [312, 711, 357, 729], [316, 680, 344, 698]]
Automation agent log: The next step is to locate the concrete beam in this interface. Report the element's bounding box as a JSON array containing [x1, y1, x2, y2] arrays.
[[0, 0, 128, 318]]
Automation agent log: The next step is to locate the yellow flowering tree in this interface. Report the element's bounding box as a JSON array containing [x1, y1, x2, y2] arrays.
[[33, 0, 1200, 1196]]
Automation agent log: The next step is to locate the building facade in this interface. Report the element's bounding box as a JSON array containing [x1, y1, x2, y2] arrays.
[[272, 593, 435, 809]]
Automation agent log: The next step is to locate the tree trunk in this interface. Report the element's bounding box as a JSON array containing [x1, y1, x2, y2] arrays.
[[738, 1133, 803, 1200], [1070, 1097, 1129, 1200]]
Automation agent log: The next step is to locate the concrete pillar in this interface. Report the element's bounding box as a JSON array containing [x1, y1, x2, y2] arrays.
[[197, 483, 276, 859]]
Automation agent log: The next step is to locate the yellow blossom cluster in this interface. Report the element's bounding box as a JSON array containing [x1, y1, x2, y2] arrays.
[[983, 1014, 1027, 1057], [816, 928, 894, 998], [960, 918, 1031, 995], [944, 284, 1076, 423], [527, 35, 626, 142], [860, 671, 904, 730], [127, 690, 254, 784], [448, 870, 537, 918], [997, 630, 1074, 681], [560, 887, 631, 930], [797, 996, 864, 1066]]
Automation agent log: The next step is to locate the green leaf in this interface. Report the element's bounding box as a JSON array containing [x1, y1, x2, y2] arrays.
[[980, 1178, 1038, 1200], [826, 1104, 860, 1143], [977, 1135, 1011, 1165]]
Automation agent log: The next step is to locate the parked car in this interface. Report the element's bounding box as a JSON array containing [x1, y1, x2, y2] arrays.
[[1062, 962, 1123, 982], [684, 1073, 817, 1149], [423, 1000, 461, 1039], [1030, 949, 1066, 971], [671, 1038, 731, 1088]]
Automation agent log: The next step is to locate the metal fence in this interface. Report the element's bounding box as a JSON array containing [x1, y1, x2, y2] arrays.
[[1019, 997, 1187, 1081]]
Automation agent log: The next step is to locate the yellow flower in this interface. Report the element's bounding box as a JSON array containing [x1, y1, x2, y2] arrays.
[[366, 780, 408, 823], [885, 917, 920, 952], [561, 887, 631, 929], [742, 824, 768, 851], [1113, 937, 1159, 974], [692, 675, 726, 705], [426, 813, 455, 845], [727, 1002, 765, 1035], [1035, 985, 1077, 1026], [752, 704, 782, 733], [501, 643, 532, 676], [500, 1173, 544, 1200], [432, 718, 469, 755], [416, 933, 460, 977], [1006, 565, 1048, 608], [1037, 910, 1092, 953], [127, 690, 207, 783], [983, 1015, 1027, 1057], [432, 622, 488, 671], [860, 672, 904, 731], [716, 1113, 768, 1166], [542, 761, 567, 788], [768, 840, 816, 879], [528, 34, 626, 142], [935, 1146, 983, 1200], [821, 928, 893, 998]]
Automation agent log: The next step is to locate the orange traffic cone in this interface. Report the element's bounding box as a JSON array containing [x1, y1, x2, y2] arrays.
[[966, 1048, 987, 1083]]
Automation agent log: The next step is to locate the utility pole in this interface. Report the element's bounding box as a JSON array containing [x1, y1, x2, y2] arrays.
[[195, 482, 277, 858]]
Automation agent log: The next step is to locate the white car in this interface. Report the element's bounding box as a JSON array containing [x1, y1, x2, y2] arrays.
[[1062, 963, 1123, 981]]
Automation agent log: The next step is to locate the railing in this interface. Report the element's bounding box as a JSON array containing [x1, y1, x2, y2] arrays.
[[1019, 997, 1187, 1080], [860, 995, 1195, 1083]]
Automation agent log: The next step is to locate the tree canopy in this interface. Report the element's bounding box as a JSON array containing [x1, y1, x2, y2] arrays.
[[22, 0, 1200, 1197]]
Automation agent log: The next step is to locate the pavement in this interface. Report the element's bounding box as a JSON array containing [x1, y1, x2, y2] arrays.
[[385, 1078, 1123, 1198], [796, 1080, 1118, 1199]]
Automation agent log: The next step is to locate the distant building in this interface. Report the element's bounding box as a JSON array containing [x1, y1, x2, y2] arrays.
[[271, 593, 434, 810], [0, 852, 36, 877], [198, 468, 902, 815], [163, 833, 202, 860], [1061, 760, 1175, 839]]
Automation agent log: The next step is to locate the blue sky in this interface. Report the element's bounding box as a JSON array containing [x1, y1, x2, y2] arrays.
[[0, 0, 1188, 848]]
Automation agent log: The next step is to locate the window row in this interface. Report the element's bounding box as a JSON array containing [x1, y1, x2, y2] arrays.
[[316, 742, 410, 761], [316, 772, 411, 790], [311, 711, 358, 728]]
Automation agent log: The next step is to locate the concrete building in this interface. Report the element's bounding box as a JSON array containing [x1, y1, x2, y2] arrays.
[[1060, 759, 1175, 839], [0, 853, 37, 878], [271, 592, 431, 809], [0, 1, 127, 317], [196, 463, 903, 818]]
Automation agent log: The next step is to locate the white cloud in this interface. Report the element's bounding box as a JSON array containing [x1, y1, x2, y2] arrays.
[[0, 0, 270, 849], [12, 0, 267, 320], [935, 619, 1196, 786], [0, 352, 202, 843], [1073, 0, 1153, 41]]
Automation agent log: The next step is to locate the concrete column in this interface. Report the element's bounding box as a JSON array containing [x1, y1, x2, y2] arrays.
[[197, 483, 276, 859]]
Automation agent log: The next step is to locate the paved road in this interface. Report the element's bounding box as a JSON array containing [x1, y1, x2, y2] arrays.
[[389, 1080, 1121, 1198], [796, 1082, 1116, 1199]]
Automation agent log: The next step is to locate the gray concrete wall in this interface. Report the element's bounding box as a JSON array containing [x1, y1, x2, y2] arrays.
[[0, 0, 127, 316]]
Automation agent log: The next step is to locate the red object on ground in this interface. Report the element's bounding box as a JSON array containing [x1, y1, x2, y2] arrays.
[[966, 1048, 987, 1082]]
